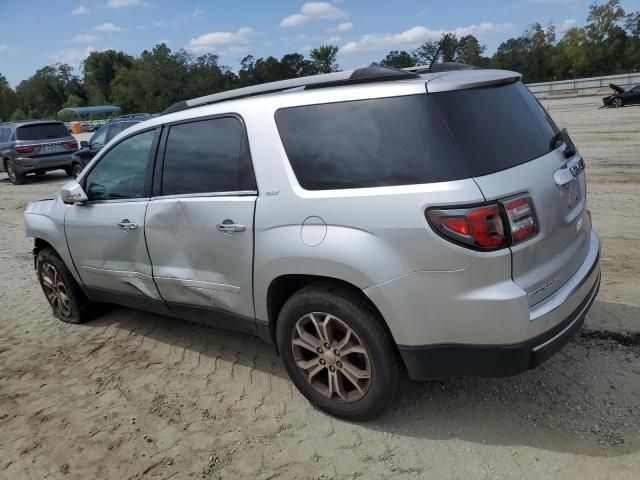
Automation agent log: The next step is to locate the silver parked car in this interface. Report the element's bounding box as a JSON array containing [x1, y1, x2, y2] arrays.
[[24, 66, 600, 420]]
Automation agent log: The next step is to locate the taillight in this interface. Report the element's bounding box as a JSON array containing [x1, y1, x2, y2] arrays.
[[67, 140, 79, 149], [502, 195, 538, 244], [14, 145, 35, 154], [427, 194, 538, 250]]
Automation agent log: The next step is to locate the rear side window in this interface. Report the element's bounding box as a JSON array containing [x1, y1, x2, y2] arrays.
[[161, 117, 255, 196], [275, 95, 467, 190], [16, 123, 68, 141], [431, 81, 558, 177], [0, 128, 11, 143]]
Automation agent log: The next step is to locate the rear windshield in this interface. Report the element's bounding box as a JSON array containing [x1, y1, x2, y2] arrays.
[[431, 81, 558, 177], [16, 123, 68, 141], [275, 81, 558, 190]]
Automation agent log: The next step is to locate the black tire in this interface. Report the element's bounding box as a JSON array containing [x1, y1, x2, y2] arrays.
[[71, 163, 83, 178], [36, 248, 95, 324], [5, 159, 26, 185], [276, 284, 404, 421], [64, 165, 74, 177], [612, 97, 624, 108]]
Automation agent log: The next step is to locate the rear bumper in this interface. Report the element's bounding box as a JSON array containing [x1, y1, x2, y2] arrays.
[[14, 154, 74, 173], [396, 230, 601, 380]]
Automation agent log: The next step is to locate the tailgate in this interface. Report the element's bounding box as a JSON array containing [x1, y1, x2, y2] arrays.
[[474, 149, 590, 305]]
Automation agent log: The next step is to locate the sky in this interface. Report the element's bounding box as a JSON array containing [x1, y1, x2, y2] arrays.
[[1, 0, 639, 87]]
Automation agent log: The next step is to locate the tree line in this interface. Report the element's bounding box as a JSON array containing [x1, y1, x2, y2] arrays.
[[0, 0, 638, 121]]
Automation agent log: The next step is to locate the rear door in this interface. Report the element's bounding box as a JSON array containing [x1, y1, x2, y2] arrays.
[[431, 80, 590, 305], [144, 115, 258, 328]]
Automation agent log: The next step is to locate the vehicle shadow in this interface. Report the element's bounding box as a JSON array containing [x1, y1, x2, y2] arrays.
[[78, 299, 640, 457], [0, 171, 70, 186]]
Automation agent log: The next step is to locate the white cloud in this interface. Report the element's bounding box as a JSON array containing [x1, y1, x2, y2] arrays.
[[49, 46, 95, 69], [329, 21, 352, 32], [326, 36, 341, 43], [72, 34, 97, 43], [341, 23, 513, 54], [188, 27, 253, 53], [559, 18, 577, 31], [70, 5, 89, 15], [280, 14, 308, 28], [301, 2, 348, 20], [280, 2, 348, 28], [107, 0, 144, 8], [94, 22, 123, 32]]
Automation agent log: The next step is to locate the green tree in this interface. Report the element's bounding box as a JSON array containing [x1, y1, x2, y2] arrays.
[[373, 50, 417, 68], [83, 50, 134, 104], [0, 73, 17, 122], [10, 108, 27, 120], [310, 45, 339, 73]]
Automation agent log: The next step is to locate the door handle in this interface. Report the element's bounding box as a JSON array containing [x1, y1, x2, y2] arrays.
[[118, 219, 138, 231], [216, 220, 245, 233]]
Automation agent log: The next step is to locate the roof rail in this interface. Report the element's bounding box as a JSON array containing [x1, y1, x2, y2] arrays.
[[403, 62, 476, 74], [162, 66, 419, 115]]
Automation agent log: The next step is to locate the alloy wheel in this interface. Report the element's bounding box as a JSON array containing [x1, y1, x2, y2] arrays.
[[6, 162, 16, 182], [291, 312, 372, 402], [40, 262, 72, 317]]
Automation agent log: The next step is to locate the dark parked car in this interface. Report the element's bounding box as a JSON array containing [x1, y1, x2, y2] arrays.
[[70, 119, 141, 177], [0, 120, 78, 185], [602, 83, 640, 108]]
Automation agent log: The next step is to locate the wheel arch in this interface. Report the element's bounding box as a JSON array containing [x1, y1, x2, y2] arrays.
[[265, 274, 395, 351]]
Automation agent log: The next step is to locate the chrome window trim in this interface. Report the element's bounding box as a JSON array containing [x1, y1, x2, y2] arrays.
[[81, 197, 150, 205], [149, 190, 257, 201]]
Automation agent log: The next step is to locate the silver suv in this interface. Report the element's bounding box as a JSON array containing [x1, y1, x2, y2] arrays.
[[24, 66, 600, 420]]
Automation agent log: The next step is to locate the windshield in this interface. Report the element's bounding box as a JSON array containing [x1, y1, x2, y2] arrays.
[[16, 123, 69, 141], [431, 81, 559, 178]]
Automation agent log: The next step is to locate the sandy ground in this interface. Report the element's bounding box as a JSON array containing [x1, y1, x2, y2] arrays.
[[1, 97, 639, 479]]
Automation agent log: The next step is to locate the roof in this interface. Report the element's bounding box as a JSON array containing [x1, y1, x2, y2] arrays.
[[58, 105, 121, 117], [162, 66, 420, 114]]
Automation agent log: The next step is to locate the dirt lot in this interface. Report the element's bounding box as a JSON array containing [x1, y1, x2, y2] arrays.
[[1, 97, 639, 479]]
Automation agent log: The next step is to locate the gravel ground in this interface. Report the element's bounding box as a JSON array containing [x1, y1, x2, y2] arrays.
[[1, 97, 639, 479]]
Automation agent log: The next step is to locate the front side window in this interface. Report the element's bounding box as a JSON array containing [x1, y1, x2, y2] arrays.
[[161, 117, 255, 196], [90, 125, 109, 149], [84, 129, 155, 201], [108, 122, 135, 141]]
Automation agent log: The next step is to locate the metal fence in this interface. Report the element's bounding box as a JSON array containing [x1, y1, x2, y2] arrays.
[[527, 72, 640, 98]]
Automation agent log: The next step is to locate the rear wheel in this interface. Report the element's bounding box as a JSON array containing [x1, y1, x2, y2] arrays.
[[5, 160, 25, 185], [64, 166, 74, 177], [276, 284, 404, 421], [612, 97, 624, 108], [36, 248, 95, 324]]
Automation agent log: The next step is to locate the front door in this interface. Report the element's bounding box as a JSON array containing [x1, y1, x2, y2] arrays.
[[65, 127, 169, 314], [144, 116, 257, 330]]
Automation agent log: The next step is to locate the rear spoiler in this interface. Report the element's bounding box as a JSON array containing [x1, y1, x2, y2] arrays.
[[426, 69, 522, 93]]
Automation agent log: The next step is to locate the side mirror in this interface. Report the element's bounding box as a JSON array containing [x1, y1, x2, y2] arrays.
[[61, 180, 88, 204], [80, 140, 89, 148]]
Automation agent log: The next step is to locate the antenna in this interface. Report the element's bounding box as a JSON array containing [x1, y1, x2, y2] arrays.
[[429, 33, 450, 70]]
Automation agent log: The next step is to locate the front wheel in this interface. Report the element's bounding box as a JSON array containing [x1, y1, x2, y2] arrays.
[[276, 284, 404, 421], [71, 163, 83, 178], [612, 97, 624, 108], [36, 248, 95, 324]]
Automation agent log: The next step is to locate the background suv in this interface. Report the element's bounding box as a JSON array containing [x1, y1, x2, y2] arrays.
[[70, 119, 142, 177], [0, 120, 78, 184], [24, 66, 600, 420]]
